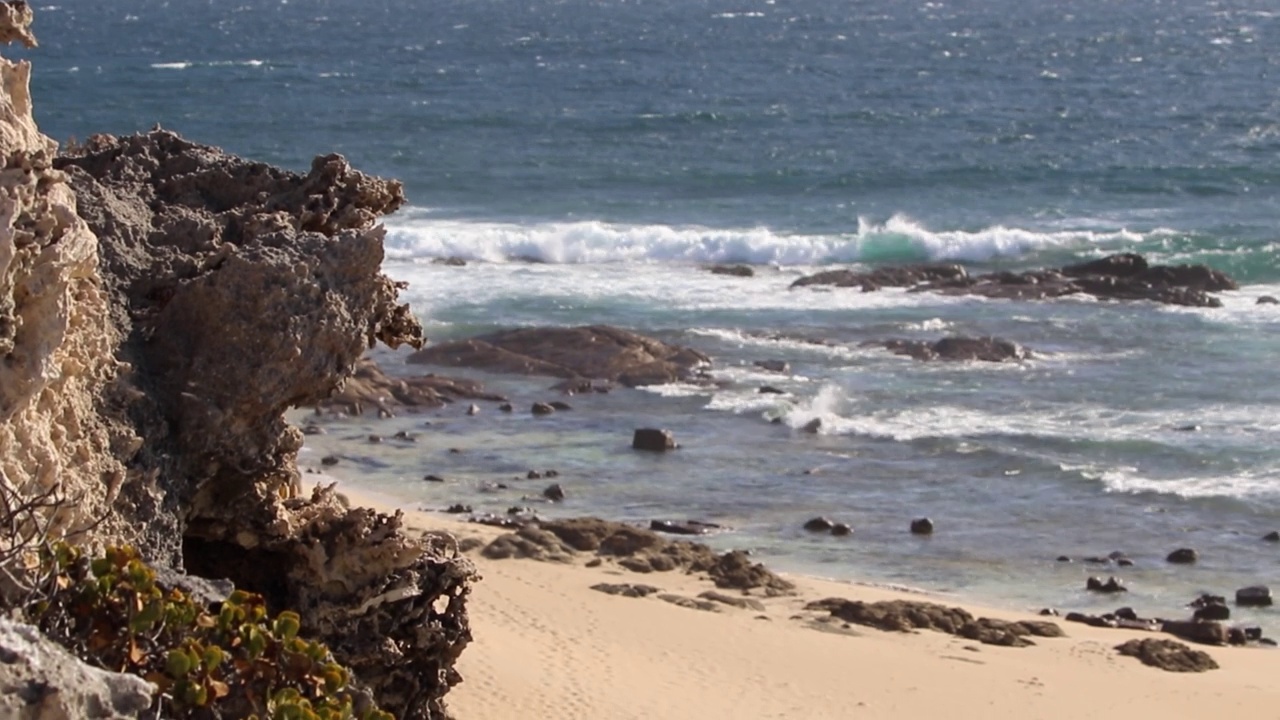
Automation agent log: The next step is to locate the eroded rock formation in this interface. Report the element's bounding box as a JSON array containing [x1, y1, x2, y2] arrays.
[[804, 598, 1063, 647], [316, 357, 507, 416], [0, 0, 136, 570], [407, 325, 711, 387], [0, 7, 475, 718]]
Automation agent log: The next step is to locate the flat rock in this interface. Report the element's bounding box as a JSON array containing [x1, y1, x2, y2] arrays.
[[708, 264, 755, 277], [659, 594, 721, 612], [1116, 638, 1219, 672], [698, 591, 767, 612], [804, 599, 1060, 647], [407, 325, 711, 387], [590, 583, 661, 598]]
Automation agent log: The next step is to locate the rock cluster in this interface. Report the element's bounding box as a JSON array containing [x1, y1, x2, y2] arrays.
[[792, 253, 1237, 307], [1115, 638, 1219, 673], [481, 517, 796, 595], [804, 598, 1063, 647], [316, 357, 507, 416]]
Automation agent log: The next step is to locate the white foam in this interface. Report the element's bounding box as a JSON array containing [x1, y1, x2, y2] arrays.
[[687, 328, 860, 360], [382, 209, 1148, 267], [1093, 467, 1280, 499], [151, 62, 192, 70]]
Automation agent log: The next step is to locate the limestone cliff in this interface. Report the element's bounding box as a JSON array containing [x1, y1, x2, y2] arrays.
[[0, 0, 136, 568], [0, 4, 474, 718]]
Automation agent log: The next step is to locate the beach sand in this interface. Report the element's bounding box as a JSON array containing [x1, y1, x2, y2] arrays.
[[331, 482, 1280, 720]]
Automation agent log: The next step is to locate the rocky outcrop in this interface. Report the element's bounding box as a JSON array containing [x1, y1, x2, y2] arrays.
[[0, 1, 136, 571], [1115, 638, 1219, 672], [316, 357, 507, 416], [184, 485, 476, 720], [792, 253, 1237, 307], [804, 598, 1063, 647], [482, 516, 796, 594], [407, 325, 710, 387], [866, 336, 1032, 363], [0, 618, 155, 720]]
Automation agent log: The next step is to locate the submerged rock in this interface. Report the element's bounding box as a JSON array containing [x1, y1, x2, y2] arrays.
[[407, 325, 711, 387], [708, 264, 755, 277]]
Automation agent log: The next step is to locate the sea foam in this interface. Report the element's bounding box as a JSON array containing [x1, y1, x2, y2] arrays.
[[382, 210, 1148, 266]]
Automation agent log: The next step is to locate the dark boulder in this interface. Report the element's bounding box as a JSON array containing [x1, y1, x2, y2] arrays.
[[1263, 531, 1280, 542], [791, 264, 968, 289], [1086, 576, 1127, 593], [803, 517, 835, 532], [1161, 620, 1229, 646], [910, 518, 934, 535], [1258, 296, 1280, 305], [542, 483, 565, 502], [633, 428, 678, 451], [1193, 604, 1230, 622], [870, 336, 1032, 363], [754, 359, 790, 373], [830, 522, 853, 537], [758, 385, 786, 394], [531, 402, 555, 415], [1166, 548, 1198, 564], [708, 264, 755, 277], [1236, 585, 1273, 607]]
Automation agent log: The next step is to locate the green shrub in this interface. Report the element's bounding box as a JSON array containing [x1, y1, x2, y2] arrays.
[[31, 544, 393, 720]]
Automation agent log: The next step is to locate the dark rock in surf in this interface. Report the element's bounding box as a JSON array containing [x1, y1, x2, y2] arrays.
[[1166, 548, 1199, 564], [1263, 531, 1280, 542], [790, 263, 968, 290], [1236, 585, 1273, 607], [1086, 576, 1127, 593], [830, 522, 853, 537], [868, 336, 1032, 363], [1162, 620, 1229, 646], [708, 264, 755, 277], [649, 520, 719, 536], [542, 483, 565, 502], [1258, 295, 1280, 305], [531, 402, 555, 416], [759, 385, 786, 394], [803, 517, 835, 532], [549, 400, 573, 411], [754, 359, 790, 373], [633, 428, 678, 451], [1193, 604, 1230, 622], [910, 518, 935, 536]]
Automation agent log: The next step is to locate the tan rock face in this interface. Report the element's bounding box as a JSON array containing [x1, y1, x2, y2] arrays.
[[0, 2, 134, 565]]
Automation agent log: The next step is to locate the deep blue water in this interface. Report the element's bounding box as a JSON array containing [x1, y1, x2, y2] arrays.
[[15, 0, 1280, 615]]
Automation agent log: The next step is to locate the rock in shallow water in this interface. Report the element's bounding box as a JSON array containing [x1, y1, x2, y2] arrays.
[[633, 427, 678, 451]]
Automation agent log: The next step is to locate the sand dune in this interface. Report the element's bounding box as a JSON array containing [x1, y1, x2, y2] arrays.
[[334, 483, 1280, 720]]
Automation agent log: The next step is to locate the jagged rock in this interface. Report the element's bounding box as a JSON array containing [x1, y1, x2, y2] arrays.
[[406, 325, 710, 387], [868, 336, 1032, 363], [1236, 585, 1273, 607], [1166, 548, 1198, 564], [633, 428, 678, 451], [550, 378, 614, 395], [1190, 594, 1226, 609], [910, 517, 934, 535], [800, 418, 822, 433], [443, 504, 471, 514], [482, 528, 574, 562], [542, 483, 565, 502], [0, 618, 155, 720], [182, 485, 476, 720], [0, 5, 138, 578], [1116, 638, 1219, 672], [705, 550, 795, 595], [590, 583, 660, 598], [792, 253, 1235, 307], [316, 358, 505, 416], [1264, 531, 1280, 542], [708, 264, 754, 277]]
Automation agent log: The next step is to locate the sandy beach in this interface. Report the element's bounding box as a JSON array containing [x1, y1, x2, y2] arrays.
[[328, 481, 1280, 720]]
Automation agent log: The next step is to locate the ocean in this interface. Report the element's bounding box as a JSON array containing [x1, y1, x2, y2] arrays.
[[17, 0, 1280, 618]]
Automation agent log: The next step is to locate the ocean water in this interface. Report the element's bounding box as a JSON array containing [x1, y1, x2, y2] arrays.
[[17, 0, 1280, 618]]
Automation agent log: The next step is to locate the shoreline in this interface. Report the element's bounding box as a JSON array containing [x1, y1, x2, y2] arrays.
[[327, 479, 1280, 720]]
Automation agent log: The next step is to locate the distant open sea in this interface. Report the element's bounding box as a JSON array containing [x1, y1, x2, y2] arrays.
[[18, 0, 1280, 617]]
